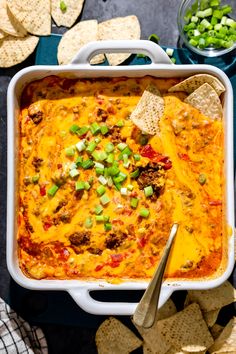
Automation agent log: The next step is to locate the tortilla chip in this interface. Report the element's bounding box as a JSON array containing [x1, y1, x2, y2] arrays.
[[0, 34, 39, 67], [187, 281, 234, 312], [155, 303, 214, 350], [130, 84, 164, 135], [98, 15, 141, 66], [0, 0, 27, 37], [184, 83, 223, 120], [203, 309, 220, 328], [0, 30, 6, 39], [143, 343, 154, 354], [211, 324, 224, 340], [208, 317, 236, 353], [57, 20, 104, 65], [182, 345, 206, 353], [51, 0, 84, 28], [157, 299, 177, 320], [7, 0, 51, 36], [168, 74, 225, 96], [95, 317, 142, 354]]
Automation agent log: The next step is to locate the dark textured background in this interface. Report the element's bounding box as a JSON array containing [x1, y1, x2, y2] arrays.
[[0, 1, 235, 353]]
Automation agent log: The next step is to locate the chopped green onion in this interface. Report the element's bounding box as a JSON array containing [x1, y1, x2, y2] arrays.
[[114, 182, 122, 191], [200, 18, 212, 29], [81, 159, 94, 169], [221, 16, 227, 25], [94, 205, 103, 215], [84, 182, 91, 190], [222, 5, 232, 15], [75, 181, 85, 191], [171, 57, 176, 64], [65, 146, 75, 157], [127, 184, 134, 191], [107, 177, 113, 187], [107, 165, 120, 176], [198, 173, 207, 185], [86, 141, 97, 153], [70, 124, 80, 134], [90, 122, 101, 135], [104, 223, 112, 231], [100, 125, 109, 135], [148, 33, 160, 43], [96, 185, 106, 196], [119, 146, 132, 159], [144, 185, 154, 197], [116, 120, 124, 127], [94, 137, 101, 144], [32, 175, 39, 183], [100, 194, 110, 205], [96, 167, 105, 175], [78, 126, 89, 136], [94, 162, 105, 169], [123, 154, 130, 168], [130, 198, 139, 209], [48, 185, 59, 197], [76, 140, 86, 152], [106, 153, 114, 164], [212, 9, 223, 19], [166, 48, 174, 56], [69, 169, 80, 178], [105, 142, 115, 153], [60, 0, 67, 12], [133, 154, 141, 161], [95, 215, 105, 222], [226, 18, 236, 29], [139, 208, 150, 218], [117, 142, 127, 151], [120, 187, 128, 196], [113, 172, 127, 184], [92, 151, 107, 161], [211, 16, 218, 25], [98, 175, 107, 185], [84, 217, 93, 229], [130, 169, 140, 179], [191, 16, 199, 23]]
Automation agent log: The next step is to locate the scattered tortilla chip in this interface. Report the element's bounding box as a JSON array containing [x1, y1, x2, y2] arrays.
[[168, 74, 225, 96], [98, 15, 141, 66], [203, 309, 220, 328], [187, 281, 234, 312], [130, 84, 164, 135], [208, 317, 236, 353], [51, 0, 84, 28], [7, 0, 51, 36], [182, 345, 206, 353], [184, 83, 223, 120], [0, 34, 39, 67], [57, 20, 104, 65], [0, 30, 6, 39], [143, 343, 154, 354], [211, 324, 224, 340], [155, 303, 214, 350], [95, 317, 142, 354], [0, 0, 27, 37], [156, 299, 177, 320]]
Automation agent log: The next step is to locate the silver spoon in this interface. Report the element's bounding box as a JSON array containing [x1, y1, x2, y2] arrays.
[[133, 223, 179, 329]]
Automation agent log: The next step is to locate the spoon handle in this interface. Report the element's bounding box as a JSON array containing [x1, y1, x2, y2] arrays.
[[133, 223, 179, 329]]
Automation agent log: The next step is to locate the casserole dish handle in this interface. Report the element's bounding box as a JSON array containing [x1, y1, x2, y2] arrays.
[[71, 40, 173, 66], [68, 286, 173, 315]]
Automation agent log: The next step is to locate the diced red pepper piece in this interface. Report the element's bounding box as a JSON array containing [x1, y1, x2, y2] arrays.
[[178, 153, 190, 161], [58, 248, 70, 261], [95, 264, 104, 272], [43, 222, 52, 231], [138, 236, 147, 248], [209, 200, 222, 206], [140, 145, 172, 170], [111, 253, 123, 262], [57, 163, 62, 169], [40, 185, 46, 196]]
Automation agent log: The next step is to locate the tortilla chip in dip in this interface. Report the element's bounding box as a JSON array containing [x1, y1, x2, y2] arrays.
[[130, 84, 164, 135], [184, 83, 223, 120], [208, 317, 236, 353], [0, 34, 39, 67], [168, 74, 225, 96], [95, 317, 142, 354], [6, 0, 51, 36], [0, 0, 27, 37], [51, 0, 85, 28], [98, 15, 141, 66], [57, 20, 105, 65]]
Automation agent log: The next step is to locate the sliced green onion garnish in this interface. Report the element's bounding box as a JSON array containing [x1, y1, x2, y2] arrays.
[[113, 172, 127, 184], [130, 197, 139, 209], [107, 165, 120, 176], [84, 182, 91, 190], [32, 175, 40, 183], [76, 140, 86, 152], [117, 142, 127, 151], [123, 154, 130, 168], [104, 223, 112, 231], [96, 185, 106, 196], [116, 120, 124, 127], [139, 208, 150, 218], [130, 169, 140, 179], [100, 194, 110, 205], [84, 217, 93, 229], [92, 151, 107, 161], [94, 205, 103, 215], [70, 124, 80, 134], [78, 126, 89, 136], [144, 185, 154, 197], [120, 187, 128, 196], [86, 141, 97, 153], [69, 169, 80, 178], [105, 142, 115, 153], [100, 125, 109, 135], [166, 48, 174, 56], [75, 156, 83, 167], [96, 167, 105, 175], [48, 184, 59, 197], [118, 146, 132, 159], [133, 154, 141, 161], [95, 215, 105, 222], [98, 175, 107, 185], [81, 159, 94, 169], [94, 162, 105, 169], [90, 122, 101, 135], [75, 181, 85, 191], [127, 184, 134, 191], [65, 146, 75, 157], [106, 153, 115, 164]]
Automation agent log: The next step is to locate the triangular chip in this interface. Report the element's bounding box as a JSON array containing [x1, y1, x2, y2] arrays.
[[57, 20, 104, 65], [0, 0, 27, 37], [211, 324, 224, 340], [203, 309, 220, 328], [155, 303, 214, 350], [130, 84, 164, 135], [95, 317, 142, 354], [0, 30, 6, 39], [184, 83, 223, 120], [182, 345, 207, 353], [186, 281, 234, 312], [98, 15, 141, 66], [7, 0, 51, 36], [51, 0, 85, 28], [168, 74, 225, 96], [208, 317, 236, 353], [0, 34, 39, 67]]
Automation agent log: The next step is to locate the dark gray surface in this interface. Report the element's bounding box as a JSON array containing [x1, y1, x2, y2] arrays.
[[0, 1, 234, 353]]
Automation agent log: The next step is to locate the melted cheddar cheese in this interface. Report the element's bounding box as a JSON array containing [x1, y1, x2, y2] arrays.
[[18, 75, 225, 281]]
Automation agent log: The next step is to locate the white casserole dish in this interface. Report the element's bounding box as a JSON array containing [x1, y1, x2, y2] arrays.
[[7, 40, 235, 315]]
